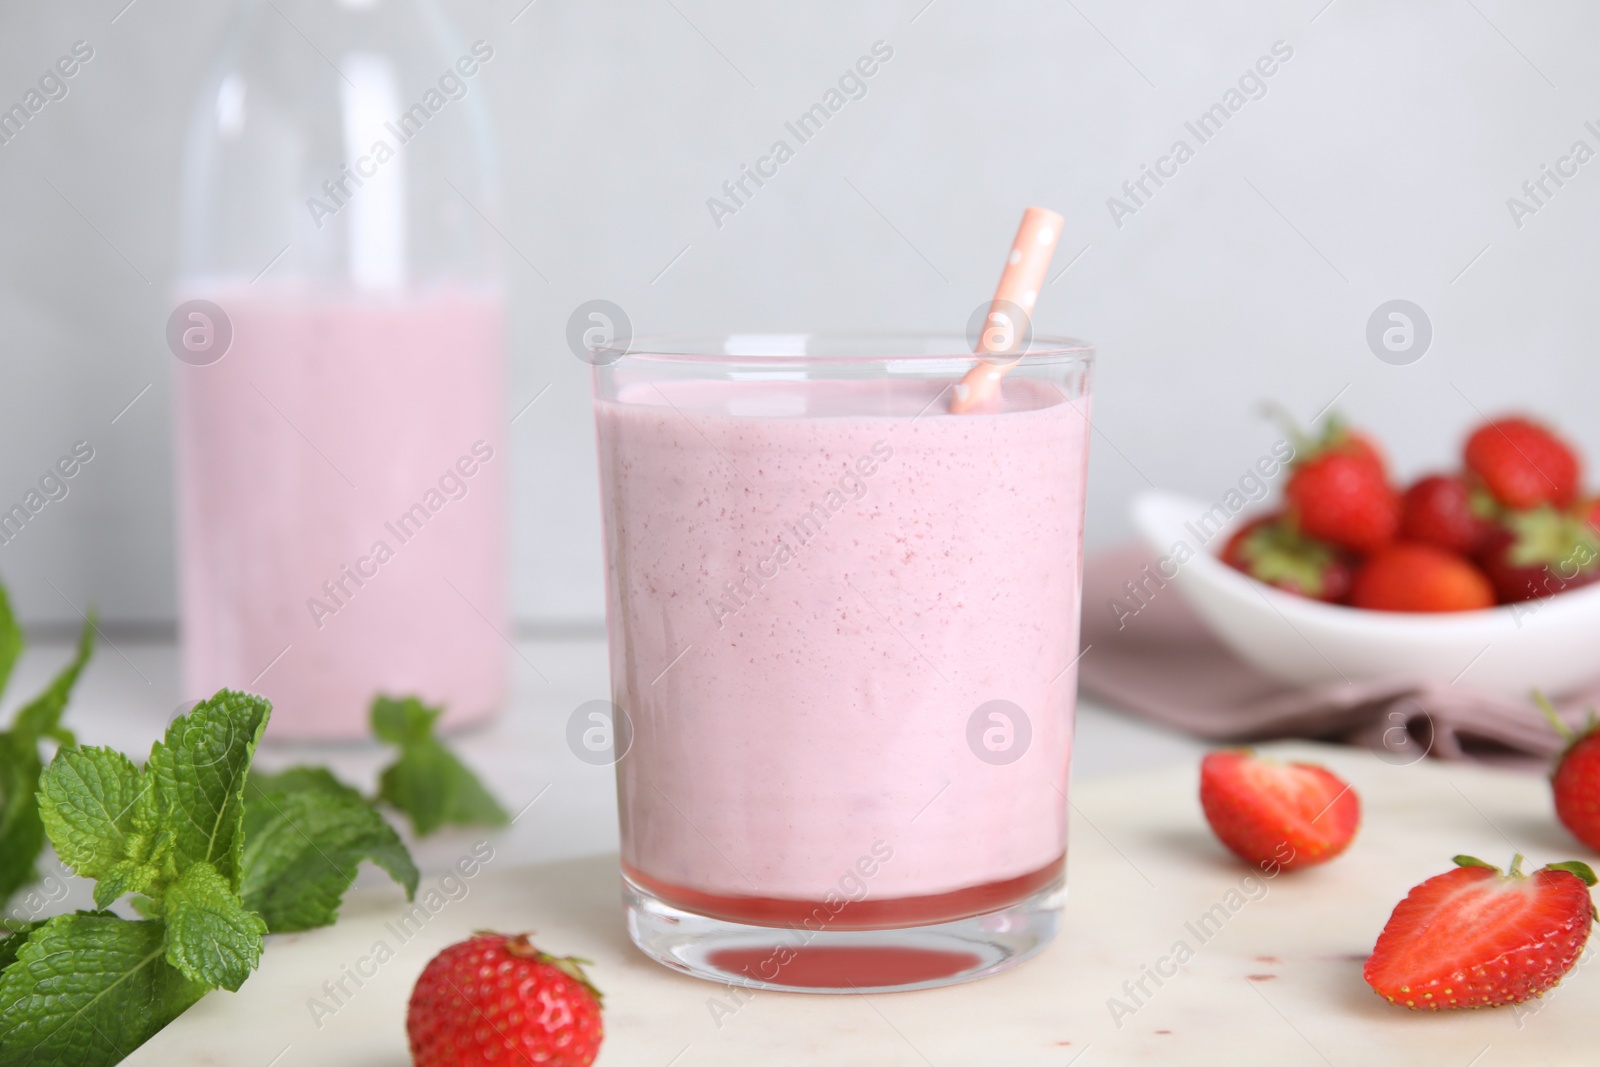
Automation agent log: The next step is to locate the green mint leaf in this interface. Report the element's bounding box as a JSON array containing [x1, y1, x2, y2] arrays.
[[94, 861, 161, 911], [246, 765, 351, 799], [371, 694, 438, 745], [0, 921, 42, 975], [373, 695, 508, 834], [0, 615, 93, 904], [160, 861, 266, 991], [146, 690, 270, 889], [0, 913, 208, 1067], [380, 744, 509, 836], [0, 737, 46, 905], [0, 583, 21, 706], [12, 614, 94, 745], [373, 696, 507, 836], [241, 767, 419, 932], [36, 747, 145, 885]]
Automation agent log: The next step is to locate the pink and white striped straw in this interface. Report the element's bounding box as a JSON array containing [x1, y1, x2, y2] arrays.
[[949, 206, 1065, 414]]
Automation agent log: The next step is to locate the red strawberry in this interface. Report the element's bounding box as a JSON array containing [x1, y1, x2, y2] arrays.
[[408, 933, 604, 1067], [1335, 429, 1389, 480], [1477, 506, 1600, 604], [1535, 692, 1600, 853], [1464, 416, 1581, 510], [1364, 854, 1597, 1010], [1400, 474, 1494, 556], [1285, 451, 1400, 554], [1350, 543, 1495, 613], [1221, 513, 1355, 603], [1581, 497, 1600, 535], [1199, 750, 1360, 872]]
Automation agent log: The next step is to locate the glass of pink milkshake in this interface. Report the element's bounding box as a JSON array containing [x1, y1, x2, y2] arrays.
[[591, 334, 1092, 992]]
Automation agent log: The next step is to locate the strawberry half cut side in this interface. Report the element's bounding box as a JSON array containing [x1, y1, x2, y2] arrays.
[[1364, 854, 1597, 1010]]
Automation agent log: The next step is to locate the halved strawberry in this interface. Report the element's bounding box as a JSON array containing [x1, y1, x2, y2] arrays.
[[1220, 513, 1355, 603], [1365, 855, 1597, 1010], [1199, 750, 1360, 872], [1535, 692, 1600, 854]]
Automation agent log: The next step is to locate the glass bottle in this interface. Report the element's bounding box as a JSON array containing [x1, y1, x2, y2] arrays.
[[172, 0, 508, 739]]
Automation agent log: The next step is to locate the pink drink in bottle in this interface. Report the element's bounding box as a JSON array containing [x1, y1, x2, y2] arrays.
[[173, 0, 507, 737]]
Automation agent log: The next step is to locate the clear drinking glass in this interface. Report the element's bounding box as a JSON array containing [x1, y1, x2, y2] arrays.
[[172, 0, 507, 738], [590, 334, 1093, 992]]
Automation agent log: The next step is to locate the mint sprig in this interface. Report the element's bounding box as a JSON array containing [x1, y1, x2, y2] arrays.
[[373, 696, 508, 835], [36, 692, 268, 982], [1, 684, 503, 1066], [0, 594, 94, 905], [0, 692, 269, 1061]]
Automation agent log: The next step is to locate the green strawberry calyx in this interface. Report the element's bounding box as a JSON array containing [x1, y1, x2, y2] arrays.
[[1503, 506, 1600, 571], [1453, 853, 1599, 888], [488, 931, 604, 1005], [1263, 404, 1366, 469], [1232, 519, 1342, 599]]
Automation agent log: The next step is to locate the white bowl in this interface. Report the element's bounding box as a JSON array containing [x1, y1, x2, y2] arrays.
[[1129, 490, 1600, 697]]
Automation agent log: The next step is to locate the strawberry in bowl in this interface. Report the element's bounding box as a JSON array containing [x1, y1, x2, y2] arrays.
[[1133, 410, 1600, 695]]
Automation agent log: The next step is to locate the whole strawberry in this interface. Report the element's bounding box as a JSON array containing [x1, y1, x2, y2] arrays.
[[1476, 506, 1600, 604], [1284, 424, 1399, 553], [1400, 474, 1494, 556], [1464, 416, 1581, 510], [1350, 543, 1494, 613], [1365, 855, 1596, 1010], [1221, 513, 1355, 603], [1199, 750, 1360, 872], [1535, 692, 1600, 853], [408, 932, 603, 1067]]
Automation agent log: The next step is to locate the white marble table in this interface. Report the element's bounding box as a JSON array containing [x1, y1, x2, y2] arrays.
[[127, 743, 1597, 1066], [16, 636, 1586, 1065]]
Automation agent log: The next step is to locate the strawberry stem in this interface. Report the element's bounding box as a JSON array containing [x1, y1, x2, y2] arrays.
[[1261, 401, 1314, 460], [1508, 853, 1526, 878], [1533, 690, 1575, 743]]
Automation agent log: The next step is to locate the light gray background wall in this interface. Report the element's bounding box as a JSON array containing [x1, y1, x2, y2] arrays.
[[2, 0, 1597, 629]]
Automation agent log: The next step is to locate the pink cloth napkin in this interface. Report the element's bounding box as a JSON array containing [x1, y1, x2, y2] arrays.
[[1078, 546, 1600, 767]]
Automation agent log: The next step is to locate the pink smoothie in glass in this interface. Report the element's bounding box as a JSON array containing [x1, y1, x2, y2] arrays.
[[173, 284, 507, 739], [595, 375, 1089, 926]]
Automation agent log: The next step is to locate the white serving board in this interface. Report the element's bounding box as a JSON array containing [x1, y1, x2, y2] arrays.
[[128, 743, 1597, 1066]]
